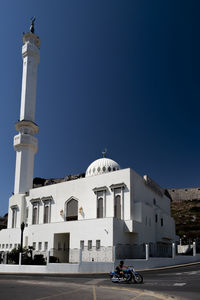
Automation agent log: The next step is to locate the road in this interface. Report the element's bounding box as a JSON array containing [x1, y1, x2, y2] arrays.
[[0, 263, 199, 300]]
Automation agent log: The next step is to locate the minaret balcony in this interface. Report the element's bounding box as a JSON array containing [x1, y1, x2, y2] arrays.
[[15, 120, 39, 134], [14, 133, 38, 153], [23, 32, 40, 48]]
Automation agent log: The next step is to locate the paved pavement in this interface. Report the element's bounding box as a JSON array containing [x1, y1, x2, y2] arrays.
[[0, 276, 178, 300], [0, 263, 200, 300]]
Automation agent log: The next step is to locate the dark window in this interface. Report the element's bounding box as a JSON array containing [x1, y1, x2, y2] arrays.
[[155, 214, 158, 223], [96, 240, 100, 250], [161, 218, 164, 227], [32, 205, 38, 224], [66, 199, 78, 221], [97, 197, 103, 218], [88, 240, 92, 250], [80, 240, 84, 250], [12, 208, 17, 228], [114, 195, 121, 219], [153, 198, 156, 205], [44, 204, 50, 223], [44, 242, 48, 251]]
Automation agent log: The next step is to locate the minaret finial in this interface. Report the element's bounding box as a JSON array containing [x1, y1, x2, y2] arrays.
[[102, 148, 107, 158], [30, 16, 36, 34]]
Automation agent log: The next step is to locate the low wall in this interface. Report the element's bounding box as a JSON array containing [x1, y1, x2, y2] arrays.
[[122, 254, 200, 270], [0, 254, 200, 274], [177, 244, 194, 254], [80, 262, 114, 273]]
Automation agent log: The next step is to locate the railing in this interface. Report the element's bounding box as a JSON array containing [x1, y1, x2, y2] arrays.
[[115, 244, 146, 259], [1, 242, 198, 265], [115, 243, 174, 259], [149, 243, 172, 258]]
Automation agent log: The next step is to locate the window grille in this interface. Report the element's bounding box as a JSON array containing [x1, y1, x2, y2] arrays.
[[66, 199, 78, 221]]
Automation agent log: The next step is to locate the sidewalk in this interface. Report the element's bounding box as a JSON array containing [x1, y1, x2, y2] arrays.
[[0, 255, 200, 274]]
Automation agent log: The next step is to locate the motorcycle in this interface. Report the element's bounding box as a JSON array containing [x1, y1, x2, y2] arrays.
[[109, 266, 143, 284]]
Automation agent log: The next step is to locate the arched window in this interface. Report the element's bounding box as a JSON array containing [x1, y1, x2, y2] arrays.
[[114, 195, 121, 219], [97, 197, 103, 218], [66, 198, 78, 221], [12, 207, 17, 228], [32, 204, 39, 224], [44, 204, 50, 223]]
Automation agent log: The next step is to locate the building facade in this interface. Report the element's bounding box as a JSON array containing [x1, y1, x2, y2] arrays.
[[0, 25, 176, 262]]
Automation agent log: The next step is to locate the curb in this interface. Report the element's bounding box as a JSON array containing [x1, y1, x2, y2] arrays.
[[137, 260, 200, 272]]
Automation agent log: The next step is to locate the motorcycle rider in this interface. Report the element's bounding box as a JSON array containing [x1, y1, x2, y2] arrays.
[[115, 260, 128, 278]]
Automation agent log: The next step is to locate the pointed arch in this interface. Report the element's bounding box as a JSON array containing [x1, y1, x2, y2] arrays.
[[65, 197, 78, 221]]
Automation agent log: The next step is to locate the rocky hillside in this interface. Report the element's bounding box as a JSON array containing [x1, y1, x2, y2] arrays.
[[168, 188, 200, 242], [0, 214, 8, 230]]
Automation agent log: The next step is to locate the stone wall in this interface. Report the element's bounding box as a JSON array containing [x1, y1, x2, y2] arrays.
[[168, 188, 200, 202]]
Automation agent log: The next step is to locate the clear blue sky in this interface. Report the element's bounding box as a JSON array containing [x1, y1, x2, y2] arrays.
[[0, 0, 200, 216]]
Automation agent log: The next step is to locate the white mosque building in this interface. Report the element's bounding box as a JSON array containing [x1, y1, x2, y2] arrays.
[[0, 24, 176, 263]]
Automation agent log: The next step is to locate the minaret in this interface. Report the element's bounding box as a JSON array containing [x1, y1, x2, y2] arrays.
[[13, 19, 40, 194]]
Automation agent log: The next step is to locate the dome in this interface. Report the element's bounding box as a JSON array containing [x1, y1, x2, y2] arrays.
[[86, 157, 120, 177]]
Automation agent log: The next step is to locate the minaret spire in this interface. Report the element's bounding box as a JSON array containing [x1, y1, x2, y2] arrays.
[[13, 21, 40, 194], [30, 16, 36, 34], [102, 148, 107, 158]]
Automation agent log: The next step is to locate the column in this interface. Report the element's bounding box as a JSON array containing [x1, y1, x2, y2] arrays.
[[13, 31, 40, 195]]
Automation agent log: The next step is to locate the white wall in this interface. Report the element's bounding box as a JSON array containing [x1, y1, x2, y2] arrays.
[[1, 167, 176, 255], [26, 168, 131, 225], [130, 169, 175, 243]]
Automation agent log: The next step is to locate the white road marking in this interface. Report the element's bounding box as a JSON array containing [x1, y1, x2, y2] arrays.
[[86, 279, 104, 285], [186, 271, 198, 275], [173, 283, 186, 286], [175, 270, 200, 276]]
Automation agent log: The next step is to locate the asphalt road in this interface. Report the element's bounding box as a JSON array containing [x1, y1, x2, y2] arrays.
[[0, 263, 199, 300]]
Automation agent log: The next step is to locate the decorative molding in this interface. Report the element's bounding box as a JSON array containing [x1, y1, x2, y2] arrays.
[[41, 196, 53, 203], [30, 198, 41, 204], [93, 186, 108, 194], [10, 205, 19, 210], [65, 196, 79, 203], [109, 183, 126, 191], [15, 120, 39, 134], [79, 206, 83, 214]]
